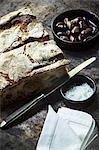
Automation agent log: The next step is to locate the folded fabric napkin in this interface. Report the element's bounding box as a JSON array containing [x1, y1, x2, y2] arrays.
[[36, 105, 96, 150]]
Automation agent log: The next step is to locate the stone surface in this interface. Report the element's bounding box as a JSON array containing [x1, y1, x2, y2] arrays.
[[0, 0, 99, 150]]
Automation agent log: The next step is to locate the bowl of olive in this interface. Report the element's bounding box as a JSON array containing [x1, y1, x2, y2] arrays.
[[51, 9, 99, 50]]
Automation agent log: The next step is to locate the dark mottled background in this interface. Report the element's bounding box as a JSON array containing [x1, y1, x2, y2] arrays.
[[0, 0, 99, 150]]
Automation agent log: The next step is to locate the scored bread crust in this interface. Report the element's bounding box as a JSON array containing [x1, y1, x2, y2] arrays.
[[0, 7, 49, 53], [0, 40, 69, 83], [0, 8, 69, 107], [0, 7, 34, 25], [0, 59, 69, 106]]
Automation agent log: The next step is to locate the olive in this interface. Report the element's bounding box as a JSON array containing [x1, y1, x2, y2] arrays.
[[78, 34, 84, 41], [56, 22, 64, 28], [70, 35, 77, 42], [71, 18, 79, 24], [79, 21, 83, 28], [78, 34, 81, 41], [92, 26, 98, 34], [64, 18, 69, 25], [81, 27, 92, 35], [66, 21, 74, 30], [71, 26, 80, 34], [71, 17, 83, 25], [60, 35, 69, 41], [79, 20, 88, 29], [78, 17, 84, 21], [57, 31, 65, 36]]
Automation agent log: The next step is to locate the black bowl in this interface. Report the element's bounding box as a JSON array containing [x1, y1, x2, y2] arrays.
[[51, 9, 99, 50], [60, 75, 97, 109]]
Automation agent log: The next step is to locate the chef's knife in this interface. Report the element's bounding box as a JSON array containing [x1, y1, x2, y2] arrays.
[[0, 57, 96, 129]]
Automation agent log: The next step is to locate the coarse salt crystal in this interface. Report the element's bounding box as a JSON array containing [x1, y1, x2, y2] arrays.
[[64, 83, 94, 101]]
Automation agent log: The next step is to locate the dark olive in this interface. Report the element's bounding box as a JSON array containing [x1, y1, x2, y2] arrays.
[[78, 34, 81, 41], [64, 18, 69, 25], [71, 17, 83, 25], [57, 31, 65, 36], [66, 21, 74, 30], [81, 28, 92, 35], [81, 30, 86, 35], [70, 35, 77, 42], [78, 34, 84, 41], [82, 17, 86, 21], [56, 22, 64, 28], [92, 26, 98, 34], [79, 20, 88, 29], [71, 26, 80, 34], [78, 17, 84, 21], [60, 35, 69, 41], [79, 21, 83, 28], [71, 18, 79, 24]]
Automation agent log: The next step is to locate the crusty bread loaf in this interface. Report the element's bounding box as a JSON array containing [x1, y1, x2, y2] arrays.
[[0, 8, 69, 107]]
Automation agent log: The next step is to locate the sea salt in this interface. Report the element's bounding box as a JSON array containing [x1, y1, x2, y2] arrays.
[[64, 83, 94, 101]]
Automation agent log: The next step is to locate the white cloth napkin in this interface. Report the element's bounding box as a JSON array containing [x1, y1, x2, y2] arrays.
[[36, 106, 95, 150], [57, 107, 95, 150]]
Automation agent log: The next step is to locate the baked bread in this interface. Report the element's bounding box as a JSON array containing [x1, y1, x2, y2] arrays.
[[0, 7, 49, 53], [0, 8, 69, 107]]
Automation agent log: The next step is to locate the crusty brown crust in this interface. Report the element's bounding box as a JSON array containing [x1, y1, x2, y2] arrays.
[[0, 8, 49, 53], [0, 40, 69, 85], [0, 8, 69, 108], [0, 7, 34, 26], [0, 60, 68, 107]]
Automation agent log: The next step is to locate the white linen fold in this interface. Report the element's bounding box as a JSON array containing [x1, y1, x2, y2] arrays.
[[37, 106, 58, 150], [36, 105, 95, 150]]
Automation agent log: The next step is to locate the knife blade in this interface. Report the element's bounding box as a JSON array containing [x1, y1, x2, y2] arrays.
[[0, 57, 96, 129]]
